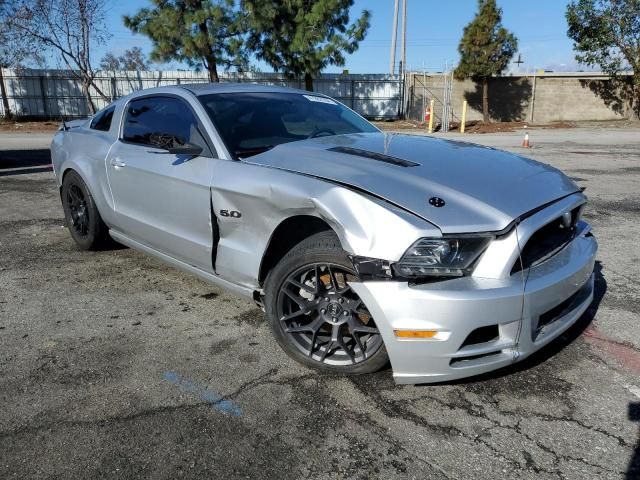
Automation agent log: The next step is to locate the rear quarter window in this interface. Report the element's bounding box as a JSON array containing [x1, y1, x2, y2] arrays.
[[90, 105, 116, 132]]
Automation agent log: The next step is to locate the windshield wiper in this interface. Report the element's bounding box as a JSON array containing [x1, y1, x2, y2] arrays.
[[235, 145, 274, 159]]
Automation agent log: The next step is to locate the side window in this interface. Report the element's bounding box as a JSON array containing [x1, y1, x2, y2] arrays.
[[90, 105, 115, 132], [122, 96, 210, 154]]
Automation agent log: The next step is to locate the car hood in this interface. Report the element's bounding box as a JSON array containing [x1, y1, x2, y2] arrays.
[[246, 132, 580, 233]]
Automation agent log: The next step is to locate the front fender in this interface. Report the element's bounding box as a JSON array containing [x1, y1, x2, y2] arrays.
[[210, 160, 440, 289]]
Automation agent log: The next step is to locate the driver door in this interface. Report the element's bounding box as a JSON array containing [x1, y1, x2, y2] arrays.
[[106, 95, 215, 271]]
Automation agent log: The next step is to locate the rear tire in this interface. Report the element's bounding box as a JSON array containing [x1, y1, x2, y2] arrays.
[[264, 231, 389, 374], [61, 170, 109, 250]]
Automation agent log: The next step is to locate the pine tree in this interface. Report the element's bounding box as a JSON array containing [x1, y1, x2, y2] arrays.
[[454, 0, 517, 123], [242, 0, 370, 91], [124, 0, 246, 82]]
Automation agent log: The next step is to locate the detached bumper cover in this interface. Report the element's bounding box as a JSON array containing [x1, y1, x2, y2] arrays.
[[350, 231, 597, 384]]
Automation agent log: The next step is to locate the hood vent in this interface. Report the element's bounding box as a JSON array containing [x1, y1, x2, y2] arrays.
[[328, 146, 420, 168]]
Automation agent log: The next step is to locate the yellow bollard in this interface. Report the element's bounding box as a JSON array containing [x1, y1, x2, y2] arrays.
[[428, 99, 434, 134], [460, 100, 468, 133]]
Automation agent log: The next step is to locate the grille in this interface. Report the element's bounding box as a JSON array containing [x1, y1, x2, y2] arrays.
[[536, 279, 592, 332], [512, 207, 580, 274], [450, 352, 502, 367]]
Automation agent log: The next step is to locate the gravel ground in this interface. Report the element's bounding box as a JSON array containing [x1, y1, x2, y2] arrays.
[[0, 128, 639, 479]]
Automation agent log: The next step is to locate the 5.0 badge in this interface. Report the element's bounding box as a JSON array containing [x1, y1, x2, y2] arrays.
[[219, 209, 242, 218]]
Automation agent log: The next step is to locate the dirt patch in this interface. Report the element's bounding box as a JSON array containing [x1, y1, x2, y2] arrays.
[[232, 308, 265, 327], [465, 120, 576, 133], [463, 121, 526, 133], [373, 120, 576, 134], [209, 338, 238, 355], [0, 120, 60, 133], [372, 120, 425, 132]]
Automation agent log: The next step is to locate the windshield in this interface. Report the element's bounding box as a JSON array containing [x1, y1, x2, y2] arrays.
[[198, 92, 378, 159]]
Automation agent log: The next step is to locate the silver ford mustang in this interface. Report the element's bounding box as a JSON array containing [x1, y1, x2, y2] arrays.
[[51, 84, 597, 384]]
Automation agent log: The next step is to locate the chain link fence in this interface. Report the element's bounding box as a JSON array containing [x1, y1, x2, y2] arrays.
[[0, 69, 402, 120]]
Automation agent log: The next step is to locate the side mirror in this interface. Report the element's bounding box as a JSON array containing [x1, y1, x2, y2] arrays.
[[167, 143, 203, 156]]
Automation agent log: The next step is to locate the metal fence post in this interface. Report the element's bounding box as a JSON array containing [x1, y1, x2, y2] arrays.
[[39, 76, 49, 118], [410, 73, 415, 120], [397, 75, 402, 119], [428, 99, 434, 133], [350, 79, 355, 109], [0, 68, 11, 118], [529, 74, 537, 124]]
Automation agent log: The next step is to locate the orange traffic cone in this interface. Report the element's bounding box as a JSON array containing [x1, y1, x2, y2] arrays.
[[522, 132, 531, 148]]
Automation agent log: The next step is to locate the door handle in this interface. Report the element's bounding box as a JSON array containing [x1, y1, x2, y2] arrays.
[[110, 158, 126, 168]]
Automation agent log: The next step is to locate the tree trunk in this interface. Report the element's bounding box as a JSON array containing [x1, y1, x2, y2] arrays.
[[304, 73, 314, 92], [82, 80, 96, 114], [197, 20, 220, 83], [207, 60, 219, 83], [482, 76, 489, 123], [0, 67, 11, 119], [632, 71, 640, 121]]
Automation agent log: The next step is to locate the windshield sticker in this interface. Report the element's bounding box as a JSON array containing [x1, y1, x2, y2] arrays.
[[303, 95, 337, 105]]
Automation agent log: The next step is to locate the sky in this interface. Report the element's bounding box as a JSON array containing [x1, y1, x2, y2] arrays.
[[97, 0, 584, 74]]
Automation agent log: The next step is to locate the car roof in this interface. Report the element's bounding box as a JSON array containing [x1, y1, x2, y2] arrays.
[[118, 83, 329, 104], [179, 82, 314, 96]]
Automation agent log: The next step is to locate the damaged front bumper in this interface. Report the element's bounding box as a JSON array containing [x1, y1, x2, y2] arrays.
[[350, 226, 597, 385]]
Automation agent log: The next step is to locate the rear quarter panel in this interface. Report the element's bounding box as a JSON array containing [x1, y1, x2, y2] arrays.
[[51, 115, 120, 227]]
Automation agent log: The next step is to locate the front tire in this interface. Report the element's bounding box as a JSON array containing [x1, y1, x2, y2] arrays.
[[61, 170, 109, 250], [265, 231, 388, 374]]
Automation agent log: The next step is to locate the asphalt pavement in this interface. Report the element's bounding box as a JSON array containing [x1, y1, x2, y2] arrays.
[[0, 127, 639, 479]]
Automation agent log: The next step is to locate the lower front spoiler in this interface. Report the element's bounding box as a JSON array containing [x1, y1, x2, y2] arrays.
[[349, 233, 597, 385]]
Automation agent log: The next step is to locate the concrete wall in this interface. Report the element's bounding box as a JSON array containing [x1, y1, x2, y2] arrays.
[[407, 72, 634, 125]]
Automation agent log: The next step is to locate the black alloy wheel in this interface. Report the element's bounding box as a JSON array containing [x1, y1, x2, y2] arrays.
[[61, 170, 109, 250], [66, 184, 90, 238], [265, 231, 388, 374]]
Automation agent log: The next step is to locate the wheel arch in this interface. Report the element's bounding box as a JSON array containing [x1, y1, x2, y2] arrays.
[[59, 166, 79, 193], [59, 167, 94, 204], [258, 215, 338, 286], [58, 162, 116, 229]]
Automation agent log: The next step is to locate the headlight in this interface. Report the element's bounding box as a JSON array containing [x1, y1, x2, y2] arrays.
[[393, 237, 491, 278]]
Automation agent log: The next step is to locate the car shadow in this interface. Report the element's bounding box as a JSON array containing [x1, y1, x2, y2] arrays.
[[0, 166, 53, 177], [624, 402, 640, 480], [430, 260, 607, 386], [629, 402, 640, 479], [0, 149, 52, 177]]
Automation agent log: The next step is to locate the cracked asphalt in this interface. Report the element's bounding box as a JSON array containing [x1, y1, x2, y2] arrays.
[[1, 128, 639, 479]]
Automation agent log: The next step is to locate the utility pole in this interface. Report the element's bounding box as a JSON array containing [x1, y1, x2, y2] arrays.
[[401, 0, 407, 76], [389, 0, 399, 75], [390, 0, 408, 118], [399, 0, 407, 118]]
